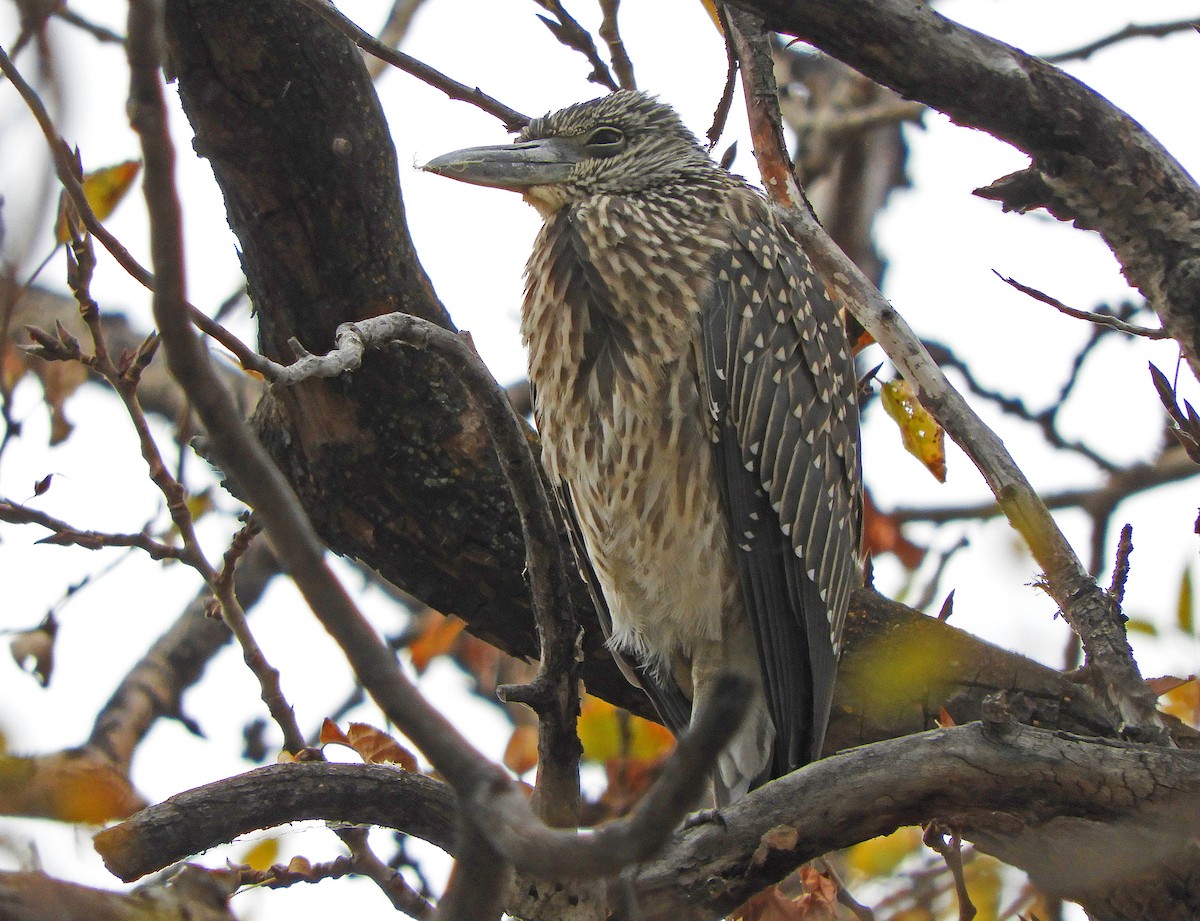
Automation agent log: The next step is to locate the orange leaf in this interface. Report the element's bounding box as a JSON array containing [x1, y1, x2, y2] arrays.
[[409, 613, 465, 673], [324, 722, 418, 770], [734, 868, 838, 921], [0, 750, 146, 824], [1158, 677, 1200, 728], [1147, 674, 1195, 697], [861, 489, 925, 568], [319, 717, 349, 746], [503, 724, 539, 775], [881, 379, 946, 482], [55, 160, 141, 243]]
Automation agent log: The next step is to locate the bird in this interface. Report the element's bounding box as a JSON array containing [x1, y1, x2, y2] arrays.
[[425, 90, 861, 802]]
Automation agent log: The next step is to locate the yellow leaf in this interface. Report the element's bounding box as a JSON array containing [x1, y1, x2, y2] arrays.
[[844, 827, 921, 878], [1159, 677, 1200, 728], [577, 694, 674, 764], [963, 854, 1003, 921], [0, 750, 146, 824], [1178, 568, 1194, 634], [840, 628, 958, 722], [55, 160, 141, 243], [697, 0, 722, 31], [880, 379, 946, 482], [239, 837, 280, 872]]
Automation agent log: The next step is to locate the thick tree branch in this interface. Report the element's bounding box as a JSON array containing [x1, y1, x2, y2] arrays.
[[633, 721, 1200, 921], [95, 724, 1200, 921], [732, 0, 1200, 385]]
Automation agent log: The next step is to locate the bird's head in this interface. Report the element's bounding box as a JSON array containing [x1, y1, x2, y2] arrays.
[[423, 91, 718, 216]]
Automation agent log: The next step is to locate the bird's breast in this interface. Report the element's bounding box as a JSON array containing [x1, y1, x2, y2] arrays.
[[521, 198, 741, 668]]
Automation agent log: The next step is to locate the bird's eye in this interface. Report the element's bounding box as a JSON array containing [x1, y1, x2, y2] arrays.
[[585, 126, 626, 157]]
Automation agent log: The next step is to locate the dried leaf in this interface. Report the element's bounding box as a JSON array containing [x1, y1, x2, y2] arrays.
[[323, 722, 418, 770], [734, 867, 838, 921], [881, 379, 946, 482], [319, 718, 349, 747], [408, 612, 465, 673]]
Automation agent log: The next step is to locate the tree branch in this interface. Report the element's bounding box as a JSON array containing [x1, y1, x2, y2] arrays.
[[732, 0, 1200, 385]]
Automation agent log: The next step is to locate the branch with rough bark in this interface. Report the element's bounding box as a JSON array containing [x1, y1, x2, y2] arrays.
[[732, 0, 1200, 385], [93, 722, 1200, 921]]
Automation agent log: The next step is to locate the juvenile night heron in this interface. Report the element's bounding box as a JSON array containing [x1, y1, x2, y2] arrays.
[[426, 91, 861, 801]]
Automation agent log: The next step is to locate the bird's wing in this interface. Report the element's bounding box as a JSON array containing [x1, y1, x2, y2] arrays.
[[553, 481, 693, 735], [699, 198, 861, 772]]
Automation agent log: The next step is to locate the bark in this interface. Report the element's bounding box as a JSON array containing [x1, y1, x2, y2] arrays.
[[93, 725, 1200, 921]]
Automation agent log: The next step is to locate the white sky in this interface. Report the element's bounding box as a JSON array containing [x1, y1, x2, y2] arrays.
[[1, 1, 1199, 918]]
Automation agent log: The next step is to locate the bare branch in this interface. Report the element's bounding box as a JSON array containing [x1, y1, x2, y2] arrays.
[[995, 272, 1167, 339], [598, 0, 636, 90], [532, 0, 619, 91], [1107, 523, 1134, 608], [0, 500, 186, 561], [891, 451, 1198, 525], [55, 8, 126, 44], [363, 0, 429, 80], [293, 0, 530, 131], [1043, 18, 1200, 64]]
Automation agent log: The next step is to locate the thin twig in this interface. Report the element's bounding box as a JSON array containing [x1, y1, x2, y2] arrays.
[[56, 8, 126, 43], [995, 272, 1166, 338], [292, 0, 529, 131], [923, 826, 977, 921], [598, 0, 636, 90], [341, 825, 435, 920], [815, 858, 875, 921], [706, 5, 740, 149], [531, 0, 619, 91], [891, 452, 1198, 525], [1043, 18, 1200, 64], [276, 312, 588, 825], [0, 500, 186, 561], [922, 339, 1120, 473], [1107, 523, 1134, 609], [363, 0, 428, 80]]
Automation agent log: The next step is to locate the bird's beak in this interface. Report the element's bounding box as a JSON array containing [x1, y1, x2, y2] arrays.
[[422, 137, 583, 191]]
